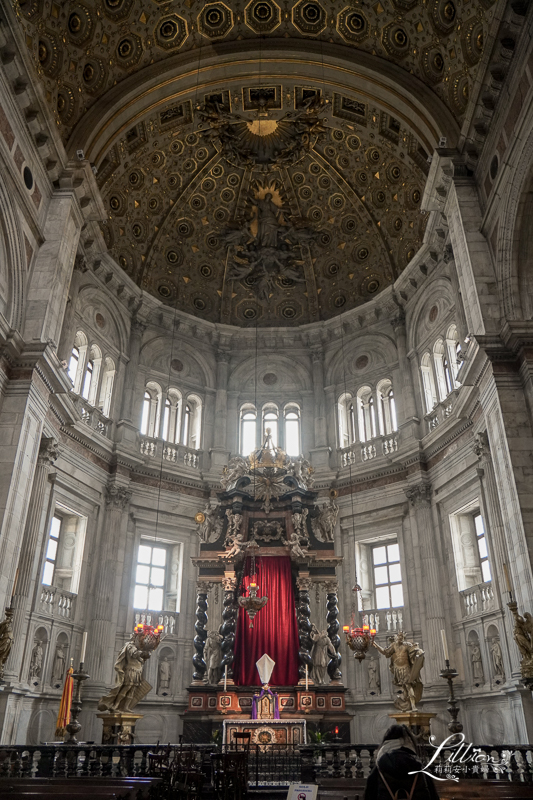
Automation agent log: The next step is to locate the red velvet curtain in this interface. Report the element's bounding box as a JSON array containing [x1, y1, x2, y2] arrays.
[[233, 555, 300, 686]]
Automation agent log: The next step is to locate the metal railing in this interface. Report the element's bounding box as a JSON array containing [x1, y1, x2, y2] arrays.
[[460, 581, 495, 618], [0, 743, 531, 785], [138, 435, 201, 470], [38, 585, 76, 620]]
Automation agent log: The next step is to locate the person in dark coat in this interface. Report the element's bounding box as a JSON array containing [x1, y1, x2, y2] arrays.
[[364, 724, 439, 800]]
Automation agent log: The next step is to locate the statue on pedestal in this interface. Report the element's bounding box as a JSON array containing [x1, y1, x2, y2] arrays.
[[98, 630, 158, 713], [158, 657, 171, 694], [470, 643, 484, 684], [373, 632, 424, 712], [204, 631, 223, 685], [0, 608, 14, 681], [368, 657, 381, 693], [310, 625, 335, 685], [29, 641, 43, 680], [51, 644, 66, 683], [490, 638, 505, 680]]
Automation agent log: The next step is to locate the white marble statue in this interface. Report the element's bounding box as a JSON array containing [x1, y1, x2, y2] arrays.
[[197, 504, 223, 543], [312, 499, 338, 542], [29, 641, 43, 680], [470, 643, 484, 683], [204, 631, 223, 685], [310, 625, 335, 685], [490, 638, 505, 679], [368, 657, 381, 693], [51, 643, 66, 682]]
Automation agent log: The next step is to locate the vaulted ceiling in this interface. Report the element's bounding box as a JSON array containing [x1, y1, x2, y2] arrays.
[[14, 0, 499, 325]]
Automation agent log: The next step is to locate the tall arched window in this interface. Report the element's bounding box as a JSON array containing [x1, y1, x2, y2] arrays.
[[140, 381, 162, 438], [338, 393, 355, 448], [357, 386, 376, 442], [165, 388, 182, 443], [433, 340, 448, 402], [185, 394, 202, 450], [421, 352, 437, 412], [69, 331, 88, 395], [182, 404, 190, 446], [240, 404, 257, 456], [284, 404, 301, 456], [262, 403, 279, 446], [377, 379, 397, 435], [81, 359, 93, 401], [162, 398, 171, 441], [98, 356, 115, 417], [446, 324, 460, 387]]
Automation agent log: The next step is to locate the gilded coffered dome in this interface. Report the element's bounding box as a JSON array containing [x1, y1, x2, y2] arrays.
[[13, 0, 502, 325]]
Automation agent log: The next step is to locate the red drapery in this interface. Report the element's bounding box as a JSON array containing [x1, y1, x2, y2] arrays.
[[233, 555, 300, 686]]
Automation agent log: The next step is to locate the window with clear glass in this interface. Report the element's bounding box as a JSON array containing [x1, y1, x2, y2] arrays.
[[162, 399, 171, 441], [43, 515, 62, 586], [81, 361, 93, 400], [262, 405, 279, 446], [373, 543, 403, 609], [133, 544, 167, 611], [183, 404, 191, 446], [241, 406, 257, 456], [68, 347, 79, 383], [140, 391, 150, 436], [474, 514, 491, 582], [284, 406, 300, 456]]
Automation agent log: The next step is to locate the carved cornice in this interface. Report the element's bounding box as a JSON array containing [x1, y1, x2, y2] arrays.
[[105, 482, 132, 509], [405, 483, 432, 507], [37, 437, 60, 468]]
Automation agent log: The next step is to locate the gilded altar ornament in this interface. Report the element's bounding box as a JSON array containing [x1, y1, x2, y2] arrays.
[[373, 631, 425, 712], [98, 622, 164, 713]]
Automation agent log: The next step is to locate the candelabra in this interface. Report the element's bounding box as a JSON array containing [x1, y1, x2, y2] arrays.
[[342, 584, 376, 662], [439, 660, 463, 735], [65, 663, 90, 745]]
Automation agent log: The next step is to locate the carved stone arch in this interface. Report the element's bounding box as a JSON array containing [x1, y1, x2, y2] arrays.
[[0, 177, 25, 330], [325, 332, 397, 386], [76, 283, 129, 354], [406, 274, 454, 352], [139, 335, 215, 389], [227, 353, 312, 393], [498, 125, 533, 320]]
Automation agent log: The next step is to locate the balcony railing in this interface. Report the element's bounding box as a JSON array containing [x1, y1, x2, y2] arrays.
[[361, 607, 404, 633], [71, 395, 111, 438], [425, 389, 459, 433], [38, 585, 76, 620], [460, 581, 495, 618], [340, 432, 399, 467], [134, 609, 178, 636], [138, 435, 201, 469]]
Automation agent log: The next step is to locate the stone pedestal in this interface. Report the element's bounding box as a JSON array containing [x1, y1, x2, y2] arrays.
[[97, 712, 143, 745], [388, 711, 436, 742]]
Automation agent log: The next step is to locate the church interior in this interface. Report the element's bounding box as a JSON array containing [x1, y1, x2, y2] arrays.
[[0, 0, 533, 796]]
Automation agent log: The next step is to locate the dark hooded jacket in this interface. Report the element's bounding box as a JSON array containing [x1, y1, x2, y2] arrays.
[[364, 745, 439, 800]]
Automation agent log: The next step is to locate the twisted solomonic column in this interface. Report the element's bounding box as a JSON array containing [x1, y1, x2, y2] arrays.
[[296, 576, 313, 683], [326, 580, 343, 684], [192, 581, 209, 683], [220, 575, 238, 682]]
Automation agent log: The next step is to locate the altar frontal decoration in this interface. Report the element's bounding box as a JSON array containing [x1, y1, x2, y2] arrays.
[[343, 583, 376, 662], [98, 622, 163, 713]]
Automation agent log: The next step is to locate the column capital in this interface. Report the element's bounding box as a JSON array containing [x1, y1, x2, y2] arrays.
[[391, 308, 406, 331], [104, 482, 132, 509], [405, 483, 432, 507], [198, 580, 213, 594], [221, 576, 236, 592], [73, 253, 88, 274], [324, 580, 339, 594], [296, 577, 312, 591], [37, 437, 60, 467], [130, 318, 146, 337]]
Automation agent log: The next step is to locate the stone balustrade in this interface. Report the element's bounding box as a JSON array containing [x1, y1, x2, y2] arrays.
[[133, 609, 178, 636], [361, 607, 404, 633], [460, 581, 496, 618], [340, 432, 399, 467], [138, 435, 201, 470], [71, 395, 111, 438], [425, 389, 460, 434], [38, 585, 76, 620]]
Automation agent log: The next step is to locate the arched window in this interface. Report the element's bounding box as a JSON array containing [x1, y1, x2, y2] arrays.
[[140, 381, 162, 438], [69, 331, 88, 394], [433, 339, 448, 402], [98, 357, 115, 417], [357, 386, 376, 442], [81, 359, 93, 401], [338, 393, 355, 448], [162, 398, 171, 441], [445, 324, 460, 387], [421, 352, 437, 412], [377, 379, 397, 435], [240, 404, 257, 456], [185, 394, 202, 450], [284, 404, 301, 456], [166, 388, 182, 444], [262, 403, 279, 447]]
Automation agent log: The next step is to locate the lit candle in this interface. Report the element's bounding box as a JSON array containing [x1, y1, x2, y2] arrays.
[[503, 564, 512, 594], [80, 631, 88, 664], [363, 625, 369, 631], [342, 625, 349, 633], [335, 726, 339, 735], [370, 629, 376, 636], [224, 664, 228, 692], [440, 629, 449, 662], [305, 664, 309, 691]]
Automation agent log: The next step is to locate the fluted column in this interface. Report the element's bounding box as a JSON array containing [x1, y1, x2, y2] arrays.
[[213, 351, 229, 449], [9, 437, 59, 678], [326, 580, 342, 684], [296, 577, 313, 683], [57, 253, 88, 363], [405, 483, 446, 683], [120, 319, 146, 423], [219, 575, 237, 682], [192, 580, 209, 684], [392, 310, 418, 427], [87, 481, 132, 684]]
